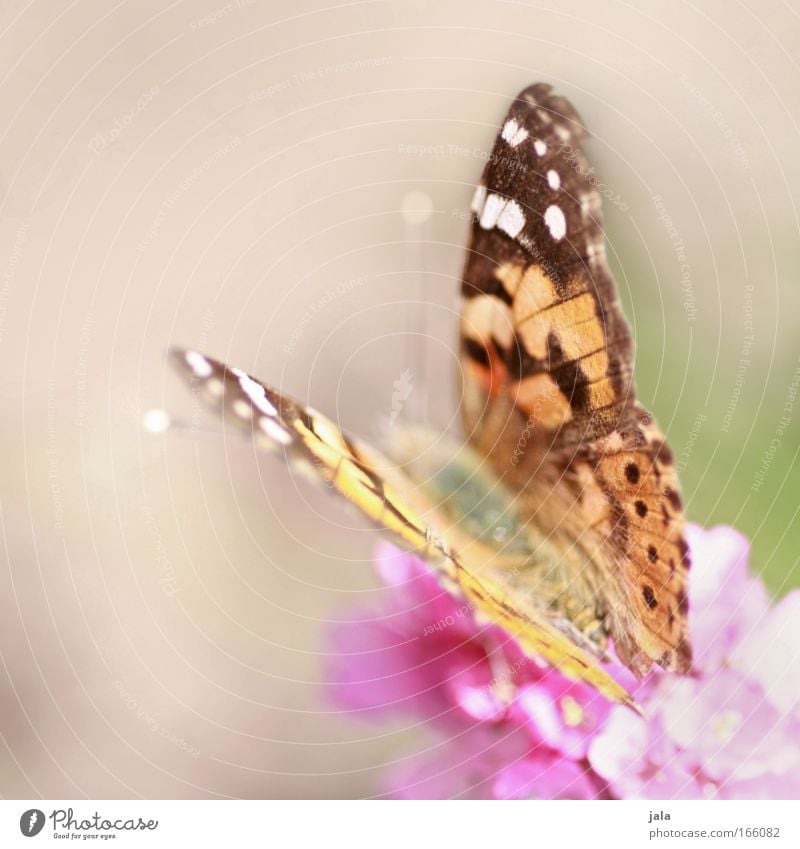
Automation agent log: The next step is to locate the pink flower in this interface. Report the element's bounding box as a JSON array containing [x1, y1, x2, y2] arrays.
[[326, 540, 536, 728], [684, 525, 769, 672], [513, 676, 613, 760], [588, 527, 800, 800], [326, 526, 800, 799], [589, 669, 800, 799], [728, 591, 800, 717], [593, 708, 713, 799], [326, 541, 616, 797], [383, 726, 605, 800], [494, 753, 605, 800]]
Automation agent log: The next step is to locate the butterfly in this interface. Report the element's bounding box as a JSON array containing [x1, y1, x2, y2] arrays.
[[173, 83, 692, 711]]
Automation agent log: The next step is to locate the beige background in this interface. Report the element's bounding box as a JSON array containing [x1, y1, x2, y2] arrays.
[[1, 0, 799, 798]]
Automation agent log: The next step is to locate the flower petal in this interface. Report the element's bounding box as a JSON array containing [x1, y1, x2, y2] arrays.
[[494, 754, 602, 799], [729, 590, 800, 716], [685, 524, 768, 670]]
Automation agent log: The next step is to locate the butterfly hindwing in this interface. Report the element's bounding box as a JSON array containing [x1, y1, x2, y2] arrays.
[[173, 348, 639, 709], [460, 83, 692, 678]]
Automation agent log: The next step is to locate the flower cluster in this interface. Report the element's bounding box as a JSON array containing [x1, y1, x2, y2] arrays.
[[326, 527, 800, 799]]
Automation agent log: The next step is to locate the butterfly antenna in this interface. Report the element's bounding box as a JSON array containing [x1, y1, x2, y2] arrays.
[[401, 190, 434, 425]]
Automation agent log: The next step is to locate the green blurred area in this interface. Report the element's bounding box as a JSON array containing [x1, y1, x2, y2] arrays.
[[619, 252, 800, 596]]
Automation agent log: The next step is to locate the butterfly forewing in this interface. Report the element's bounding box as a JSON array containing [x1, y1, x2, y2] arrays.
[[460, 83, 692, 678]]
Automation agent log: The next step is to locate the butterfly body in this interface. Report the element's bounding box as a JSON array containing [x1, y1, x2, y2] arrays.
[[386, 426, 610, 655], [173, 83, 692, 710]]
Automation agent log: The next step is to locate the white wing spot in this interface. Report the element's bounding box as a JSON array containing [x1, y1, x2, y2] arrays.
[[259, 416, 292, 445], [544, 204, 567, 240], [470, 184, 487, 214], [291, 457, 320, 482], [479, 193, 506, 229], [206, 378, 224, 397], [580, 192, 599, 219], [555, 124, 571, 142], [497, 199, 526, 238], [501, 119, 518, 142], [586, 239, 606, 264], [501, 118, 529, 147], [534, 139, 548, 157], [238, 374, 278, 416], [232, 399, 253, 419], [547, 169, 561, 190], [185, 350, 213, 378]]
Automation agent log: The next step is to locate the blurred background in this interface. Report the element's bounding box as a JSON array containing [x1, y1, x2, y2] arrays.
[[0, 0, 798, 798]]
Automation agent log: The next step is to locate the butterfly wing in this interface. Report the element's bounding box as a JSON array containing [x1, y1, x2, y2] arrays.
[[460, 83, 692, 677], [173, 348, 639, 709]]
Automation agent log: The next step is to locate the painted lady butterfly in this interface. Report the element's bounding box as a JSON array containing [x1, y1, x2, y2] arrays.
[[174, 83, 692, 710]]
